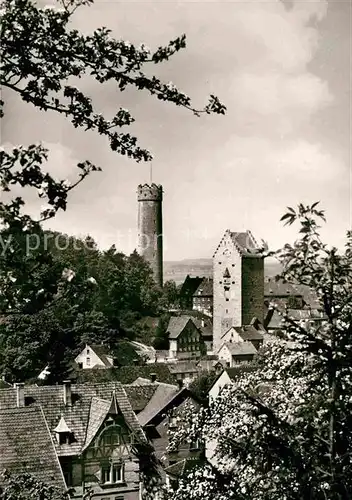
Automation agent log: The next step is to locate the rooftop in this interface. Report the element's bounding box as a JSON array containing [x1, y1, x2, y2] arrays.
[[0, 382, 148, 457], [0, 405, 65, 489], [193, 278, 213, 297], [222, 342, 258, 356], [167, 316, 197, 340]]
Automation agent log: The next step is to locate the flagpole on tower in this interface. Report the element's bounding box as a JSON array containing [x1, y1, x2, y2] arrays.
[[150, 162, 153, 184]]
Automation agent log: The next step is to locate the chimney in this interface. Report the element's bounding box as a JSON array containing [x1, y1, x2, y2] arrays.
[[177, 379, 183, 390], [201, 319, 205, 328], [63, 380, 72, 406], [150, 373, 157, 383], [15, 382, 25, 408]]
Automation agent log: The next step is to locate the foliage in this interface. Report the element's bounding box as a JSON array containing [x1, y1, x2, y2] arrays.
[[74, 361, 177, 385], [166, 203, 352, 500], [189, 370, 219, 405], [0, 471, 70, 500], [160, 280, 180, 310], [153, 313, 171, 350], [0, 0, 225, 381], [0, 233, 166, 381]]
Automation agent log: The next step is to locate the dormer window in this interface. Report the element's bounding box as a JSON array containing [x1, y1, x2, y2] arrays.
[[54, 416, 73, 445]]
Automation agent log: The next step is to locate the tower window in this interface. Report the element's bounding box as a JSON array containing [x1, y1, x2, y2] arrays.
[[223, 268, 231, 278]]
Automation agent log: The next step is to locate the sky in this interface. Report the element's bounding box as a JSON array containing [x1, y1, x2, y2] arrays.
[[2, 0, 351, 260]]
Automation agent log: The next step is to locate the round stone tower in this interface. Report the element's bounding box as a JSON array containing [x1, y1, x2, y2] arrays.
[[137, 183, 163, 287]]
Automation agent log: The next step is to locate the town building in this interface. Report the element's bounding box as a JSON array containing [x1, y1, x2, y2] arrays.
[[137, 183, 163, 287], [167, 361, 200, 386], [0, 377, 203, 497], [0, 381, 149, 499], [74, 343, 114, 369], [167, 316, 206, 361], [213, 230, 265, 353], [217, 342, 257, 367], [192, 278, 213, 316], [179, 275, 204, 310], [220, 318, 265, 351]]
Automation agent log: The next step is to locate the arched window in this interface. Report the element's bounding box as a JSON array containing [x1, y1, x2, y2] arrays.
[[98, 424, 121, 449]]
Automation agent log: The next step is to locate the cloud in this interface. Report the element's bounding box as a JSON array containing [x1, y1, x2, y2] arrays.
[[1, 0, 348, 260]]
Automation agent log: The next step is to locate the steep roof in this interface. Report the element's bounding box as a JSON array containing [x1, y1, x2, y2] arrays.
[[131, 377, 153, 385], [124, 384, 158, 412], [0, 406, 65, 489], [179, 275, 204, 298], [164, 456, 203, 478], [89, 344, 113, 367], [234, 326, 264, 341], [213, 230, 263, 258], [167, 316, 198, 340], [83, 397, 111, 450], [191, 317, 212, 339], [193, 278, 213, 297], [221, 342, 258, 356], [0, 382, 147, 457], [229, 231, 262, 256], [221, 325, 265, 342], [137, 383, 180, 426]]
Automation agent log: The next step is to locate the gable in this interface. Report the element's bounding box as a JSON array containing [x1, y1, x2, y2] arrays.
[[168, 316, 199, 340], [213, 230, 240, 259], [86, 412, 134, 462], [138, 388, 199, 427], [209, 370, 233, 398]]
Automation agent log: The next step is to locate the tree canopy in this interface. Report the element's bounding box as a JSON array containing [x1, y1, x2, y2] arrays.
[[166, 204, 352, 500], [0, 0, 225, 383]]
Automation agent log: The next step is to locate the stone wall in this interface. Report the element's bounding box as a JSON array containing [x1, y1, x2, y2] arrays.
[[213, 232, 242, 353], [137, 184, 163, 287], [241, 256, 264, 324]]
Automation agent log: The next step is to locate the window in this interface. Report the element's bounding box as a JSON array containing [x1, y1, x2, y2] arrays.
[[59, 433, 71, 445], [100, 425, 121, 447], [101, 463, 124, 484], [86, 348, 90, 354], [86, 357, 90, 366]]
